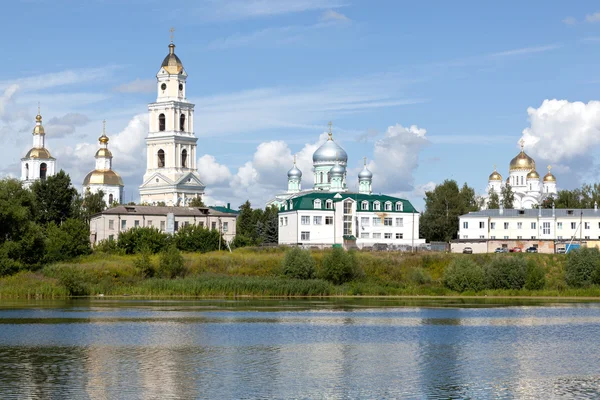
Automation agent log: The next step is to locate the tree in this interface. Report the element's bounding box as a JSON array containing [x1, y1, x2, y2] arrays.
[[44, 218, 92, 263], [237, 200, 255, 241], [501, 184, 515, 209], [188, 196, 205, 207], [31, 170, 78, 225], [420, 180, 480, 242], [262, 206, 279, 244], [487, 188, 500, 209], [0, 178, 36, 244]]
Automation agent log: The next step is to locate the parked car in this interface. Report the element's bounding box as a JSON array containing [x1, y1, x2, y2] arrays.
[[494, 247, 508, 253], [556, 248, 566, 254], [372, 243, 389, 251], [462, 247, 473, 254], [526, 247, 538, 253], [509, 247, 522, 253]]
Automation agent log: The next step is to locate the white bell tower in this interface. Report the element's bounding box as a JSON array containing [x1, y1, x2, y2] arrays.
[[139, 29, 205, 206], [21, 106, 56, 188]]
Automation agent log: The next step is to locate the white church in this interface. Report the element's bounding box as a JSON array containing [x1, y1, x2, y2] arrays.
[[20, 108, 56, 187], [484, 140, 558, 209]]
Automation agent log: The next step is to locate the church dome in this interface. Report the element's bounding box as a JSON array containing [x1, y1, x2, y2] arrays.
[[83, 170, 124, 186], [287, 164, 302, 178], [313, 132, 348, 164], [527, 170, 540, 179], [95, 148, 113, 158], [25, 147, 53, 159], [543, 166, 556, 182], [509, 150, 535, 171], [330, 162, 345, 176], [359, 159, 373, 179], [33, 111, 45, 135], [161, 43, 184, 74], [488, 168, 502, 181]]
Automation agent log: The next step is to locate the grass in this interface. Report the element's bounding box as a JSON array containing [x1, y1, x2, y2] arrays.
[[1, 248, 600, 299]]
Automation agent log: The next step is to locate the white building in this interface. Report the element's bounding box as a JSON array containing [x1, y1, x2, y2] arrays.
[[139, 38, 205, 206], [458, 206, 600, 241], [83, 121, 124, 205], [484, 139, 557, 209], [274, 123, 424, 249], [89, 205, 238, 244], [21, 108, 56, 187]]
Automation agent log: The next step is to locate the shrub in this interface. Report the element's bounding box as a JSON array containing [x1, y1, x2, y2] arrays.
[[281, 247, 316, 279], [174, 225, 222, 253], [524, 259, 546, 290], [231, 234, 255, 249], [117, 227, 169, 254], [134, 246, 155, 278], [485, 256, 527, 290], [408, 267, 432, 285], [45, 218, 92, 263], [57, 266, 89, 296], [565, 247, 600, 287], [443, 257, 485, 292], [157, 245, 186, 279], [320, 247, 361, 285], [94, 237, 124, 255]]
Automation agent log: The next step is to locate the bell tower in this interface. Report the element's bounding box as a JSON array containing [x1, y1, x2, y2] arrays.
[[139, 29, 205, 206]]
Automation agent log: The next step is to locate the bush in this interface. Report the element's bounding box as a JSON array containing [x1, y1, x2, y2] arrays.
[[174, 225, 222, 253], [443, 257, 486, 292], [157, 245, 186, 278], [408, 267, 432, 285], [94, 237, 124, 255], [45, 218, 92, 263], [320, 247, 361, 285], [133, 246, 155, 278], [565, 247, 600, 287], [485, 256, 527, 290], [281, 247, 316, 279], [230, 234, 255, 249], [57, 266, 89, 296], [117, 227, 169, 254], [524, 259, 546, 290]]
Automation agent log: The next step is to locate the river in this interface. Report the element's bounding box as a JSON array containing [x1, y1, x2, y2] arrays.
[[0, 298, 599, 399]]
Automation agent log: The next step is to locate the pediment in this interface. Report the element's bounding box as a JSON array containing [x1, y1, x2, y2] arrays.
[[175, 172, 205, 188], [140, 172, 174, 187]]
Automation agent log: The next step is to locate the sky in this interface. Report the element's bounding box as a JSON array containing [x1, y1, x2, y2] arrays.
[[2, 0, 600, 210]]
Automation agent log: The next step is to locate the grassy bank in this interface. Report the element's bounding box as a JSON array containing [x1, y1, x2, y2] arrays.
[[2, 248, 600, 298]]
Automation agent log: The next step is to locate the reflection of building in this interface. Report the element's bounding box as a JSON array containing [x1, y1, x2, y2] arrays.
[[274, 123, 424, 248], [484, 140, 557, 209], [139, 37, 205, 206], [83, 121, 124, 206], [21, 108, 56, 187]]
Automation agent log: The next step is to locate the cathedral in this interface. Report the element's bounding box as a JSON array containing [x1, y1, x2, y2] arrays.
[[20, 107, 56, 187], [485, 140, 558, 209]]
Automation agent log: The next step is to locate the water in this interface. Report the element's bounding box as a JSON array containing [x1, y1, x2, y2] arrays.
[[0, 298, 599, 399]]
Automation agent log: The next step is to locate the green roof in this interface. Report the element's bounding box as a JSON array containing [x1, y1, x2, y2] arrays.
[[209, 206, 240, 215], [279, 192, 418, 213]]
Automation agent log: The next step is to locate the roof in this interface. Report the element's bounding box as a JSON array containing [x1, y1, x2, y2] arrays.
[[461, 208, 600, 218], [280, 191, 418, 213], [209, 205, 240, 215], [96, 205, 238, 218]]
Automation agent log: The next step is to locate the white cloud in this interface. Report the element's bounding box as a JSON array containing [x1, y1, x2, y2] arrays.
[[563, 16, 577, 25], [0, 67, 120, 92], [489, 45, 561, 58], [320, 9, 350, 22], [192, 0, 347, 21], [197, 154, 232, 185], [0, 84, 19, 120], [45, 113, 90, 138], [586, 12, 600, 23], [113, 78, 156, 94]]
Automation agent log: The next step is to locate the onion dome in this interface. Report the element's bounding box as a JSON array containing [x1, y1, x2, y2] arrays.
[[527, 169, 540, 179], [313, 122, 348, 163], [33, 106, 45, 136], [25, 148, 52, 159], [95, 121, 112, 158], [509, 139, 536, 171], [287, 155, 302, 178], [488, 165, 502, 181], [161, 42, 184, 74], [543, 165, 556, 182], [82, 170, 124, 186], [359, 157, 373, 179], [330, 161, 345, 176]]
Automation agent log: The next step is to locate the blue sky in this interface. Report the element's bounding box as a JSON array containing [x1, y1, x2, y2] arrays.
[[2, 0, 600, 209]]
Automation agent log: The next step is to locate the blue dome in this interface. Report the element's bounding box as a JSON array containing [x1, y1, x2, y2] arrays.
[[313, 138, 348, 164]]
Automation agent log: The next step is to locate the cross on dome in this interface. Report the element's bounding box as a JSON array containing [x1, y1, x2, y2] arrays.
[[328, 121, 333, 140], [170, 27, 175, 43], [519, 138, 525, 151]]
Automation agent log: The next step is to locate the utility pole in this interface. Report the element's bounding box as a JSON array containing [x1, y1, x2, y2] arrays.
[[218, 217, 222, 251]]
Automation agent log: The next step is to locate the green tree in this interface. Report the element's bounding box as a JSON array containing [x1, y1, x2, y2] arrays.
[[31, 170, 78, 225], [45, 218, 92, 263], [262, 205, 279, 244], [237, 200, 256, 243], [282, 247, 316, 279], [174, 224, 222, 253], [565, 247, 600, 287], [501, 184, 515, 209], [487, 188, 500, 209], [188, 196, 205, 207], [157, 245, 186, 278], [117, 227, 169, 254], [320, 248, 361, 285], [420, 180, 480, 242], [0, 178, 36, 244]]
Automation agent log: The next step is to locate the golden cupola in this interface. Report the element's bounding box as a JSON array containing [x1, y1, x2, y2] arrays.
[[32, 107, 45, 136], [527, 169, 540, 179], [509, 140, 536, 171], [543, 165, 556, 182], [161, 42, 184, 74], [83, 121, 123, 187], [488, 166, 502, 181], [95, 128, 113, 159]]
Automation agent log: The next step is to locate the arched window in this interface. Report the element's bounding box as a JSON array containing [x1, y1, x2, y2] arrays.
[[157, 149, 165, 168], [25, 163, 29, 180], [327, 172, 331, 183], [108, 194, 114, 204], [159, 114, 166, 131], [395, 202, 403, 211], [326, 200, 333, 209], [373, 201, 380, 211], [385, 201, 392, 211], [181, 149, 187, 168], [361, 201, 369, 210], [40, 163, 47, 180], [180, 113, 186, 132], [320, 172, 324, 184], [314, 199, 322, 209]]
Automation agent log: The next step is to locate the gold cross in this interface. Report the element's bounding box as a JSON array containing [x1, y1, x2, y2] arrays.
[[493, 164, 496, 171], [37, 102, 40, 115], [170, 27, 175, 43], [519, 138, 525, 151], [102, 119, 106, 134], [547, 165, 552, 172], [328, 121, 333, 139]]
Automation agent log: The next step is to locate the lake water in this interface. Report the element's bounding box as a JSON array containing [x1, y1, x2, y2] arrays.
[[0, 298, 599, 399]]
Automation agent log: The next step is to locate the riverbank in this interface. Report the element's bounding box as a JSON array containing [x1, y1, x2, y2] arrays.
[[1, 248, 600, 298]]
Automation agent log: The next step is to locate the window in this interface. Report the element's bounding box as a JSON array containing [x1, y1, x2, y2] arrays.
[[108, 234, 114, 241], [557, 236, 563, 240], [289, 200, 293, 210], [571, 222, 577, 229], [531, 222, 536, 229], [373, 217, 382, 226], [373, 233, 382, 239], [361, 217, 370, 226], [491, 236, 496, 239], [284, 217, 288, 226], [301, 216, 310, 225], [160, 221, 165, 231], [326, 200, 333, 209], [395, 202, 403, 212], [147, 220, 153, 227], [180, 113, 186, 132], [517, 236, 522, 239], [557, 222, 562, 230], [314, 199, 321, 209], [585, 222, 590, 230], [181, 149, 187, 168], [325, 216, 333, 225], [159, 113, 165, 131], [396, 218, 403, 227], [531, 236, 536, 239], [211, 221, 217, 230], [373, 201, 380, 211], [361, 232, 369, 239], [491, 222, 496, 230], [384, 202, 392, 211], [504, 222, 509, 229], [184, 221, 189, 227], [585, 236, 591, 240], [343, 200, 353, 235], [40, 163, 47, 180], [279, 217, 283, 227], [121, 220, 127, 230], [463, 221, 469, 229], [174, 221, 179, 232], [198, 222, 204, 228], [479, 221, 485, 229], [108, 193, 114, 204], [134, 220, 140, 228], [384, 233, 392, 239], [384, 218, 393, 226], [108, 220, 114, 230], [517, 222, 522, 229], [543, 222, 550, 235], [301, 231, 310, 241], [480, 235, 485, 239], [396, 233, 403, 239], [313, 216, 322, 225], [504, 236, 509, 239], [361, 201, 368, 210], [25, 163, 29, 180], [157, 149, 165, 168]]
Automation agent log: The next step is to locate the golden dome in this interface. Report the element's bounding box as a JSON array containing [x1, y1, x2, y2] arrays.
[[489, 170, 502, 181], [33, 124, 45, 135], [95, 148, 112, 158], [83, 169, 124, 186], [161, 43, 184, 74], [99, 134, 109, 144], [509, 150, 535, 171], [543, 165, 556, 182], [527, 170, 540, 179], [25, 147, 53, 159]]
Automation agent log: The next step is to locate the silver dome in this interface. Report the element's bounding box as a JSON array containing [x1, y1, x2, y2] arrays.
[[330, 162, 345, 176], [313, 139, 348, 164], [287, 164, 302, 178], [358, 165, 373, 179]]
